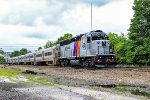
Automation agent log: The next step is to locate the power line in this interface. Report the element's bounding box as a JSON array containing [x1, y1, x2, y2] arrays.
[[0, 44, 42, 47], [0, 46, 38, 47], [0, 44, 41, 45]]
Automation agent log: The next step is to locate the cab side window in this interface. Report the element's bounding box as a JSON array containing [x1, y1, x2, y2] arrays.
[[87, 37, 91, 43]]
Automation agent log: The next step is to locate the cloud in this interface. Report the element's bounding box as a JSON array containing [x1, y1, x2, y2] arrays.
[[25, 33, 49, 39], [59, 0, 134, 34], [0, 0, 134, 52], [0, 0, 116, 26], [0, 0, 62, 26]]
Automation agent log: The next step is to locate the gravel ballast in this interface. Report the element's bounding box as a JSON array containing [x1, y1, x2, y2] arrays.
[[0, 82, 43, 100]]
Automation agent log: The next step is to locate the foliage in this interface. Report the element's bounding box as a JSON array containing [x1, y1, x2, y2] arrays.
[[0, 56, 5, 64], [108, 0, 150, 65], [10, 51, 20, 57], [108, 33, 128, 63], [0, 48, 4, 54], [128, 0, 150, 64], [10, 48, 28, 57], [44, 41, 54, 49], [19, 48, 28, 55], [38, 46, 42, 50], [44, 33, 73, 49], [54, 33, 73, 45]]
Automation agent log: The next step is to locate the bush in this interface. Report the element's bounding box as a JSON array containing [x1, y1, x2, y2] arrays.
[[0, 56, 5, 64]]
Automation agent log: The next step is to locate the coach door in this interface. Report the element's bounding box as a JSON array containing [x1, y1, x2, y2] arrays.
[[80, 35, 86, 57], [42, 51, 44, 61]]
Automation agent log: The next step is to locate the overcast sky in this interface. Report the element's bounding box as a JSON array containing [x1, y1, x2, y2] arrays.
[[0, 0, 134, 52]]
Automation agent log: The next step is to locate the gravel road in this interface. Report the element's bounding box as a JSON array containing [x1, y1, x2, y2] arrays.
[[0, 75, 146, 100], [0, 82, 43, 100], [0, 81, 143, 100]]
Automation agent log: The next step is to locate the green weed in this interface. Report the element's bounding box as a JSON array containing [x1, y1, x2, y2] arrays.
[[0, 68, 21, 77]]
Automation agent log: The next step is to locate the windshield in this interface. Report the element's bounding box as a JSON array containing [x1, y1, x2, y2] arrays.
[[92, 36, 108, 40]]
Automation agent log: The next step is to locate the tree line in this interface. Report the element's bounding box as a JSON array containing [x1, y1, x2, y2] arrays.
[[108, 0, 150, 65], [10, 48, 30, 57], [38, 33, 73, 50]]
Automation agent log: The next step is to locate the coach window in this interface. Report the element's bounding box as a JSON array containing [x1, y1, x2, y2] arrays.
[[87, 37, 91, 43], [105, 36, 109, 40], [48, 52, 52, 56], [45, 53, 48, 56], [39, 54, 42, 57], [30, 55, 33, 58], [36, 54, 42, 57]]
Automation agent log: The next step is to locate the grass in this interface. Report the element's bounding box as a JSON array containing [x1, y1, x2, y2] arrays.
[[116, 86, 128, 92], [25, 74, 55, 86], [116, 85, 150, 98], [0, 67, 55, 86], [130, 90, 150, 99], [0, 67, 57, 86], [0, 68, 21, 77]]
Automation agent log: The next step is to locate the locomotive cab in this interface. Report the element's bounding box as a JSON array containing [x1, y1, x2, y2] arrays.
[[92, 30, 116, 67], [80, 30, 116, 67]]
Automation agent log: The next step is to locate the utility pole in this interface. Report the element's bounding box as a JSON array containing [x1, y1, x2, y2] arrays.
[[91, 2, 93, 31]]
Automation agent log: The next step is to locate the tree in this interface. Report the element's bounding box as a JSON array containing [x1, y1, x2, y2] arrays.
[[28, 51, 31, 53], [10, 51, 20, 57], [108, 33, 127, 63], [19, 48, 28, 55], [0, 48, 4, 54], [0, 56, 5, 64], [128, 0, 150, 64], [44, 33, 73, 48], [55, 33, 73, 45], [10, 48, 28, 57], [38, 47, 42, 50], [44, 41, 54, 49]]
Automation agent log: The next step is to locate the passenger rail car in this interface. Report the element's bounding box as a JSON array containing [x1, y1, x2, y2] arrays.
[[8, 30, 116, 67]]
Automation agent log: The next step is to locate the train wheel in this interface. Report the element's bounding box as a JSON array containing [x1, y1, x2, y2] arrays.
[[79, 61, 84, 67], [56, 60, 60, 66], [89, 61, 94, 68], [60, 62, 64, 67], [65, 60, 68, 66], [84, 60, 89, 67]]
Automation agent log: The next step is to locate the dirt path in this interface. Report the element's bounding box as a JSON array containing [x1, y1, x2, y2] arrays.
[[11, 65, 150, 86]]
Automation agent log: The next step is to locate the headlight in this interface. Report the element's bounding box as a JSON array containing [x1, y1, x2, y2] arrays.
[[112, 56, 114, 58]]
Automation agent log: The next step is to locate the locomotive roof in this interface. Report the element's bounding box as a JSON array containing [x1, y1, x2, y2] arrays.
[[89, 30, 107, 37], [59, 30, 107, 46], [60, 34, 84, 46]]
